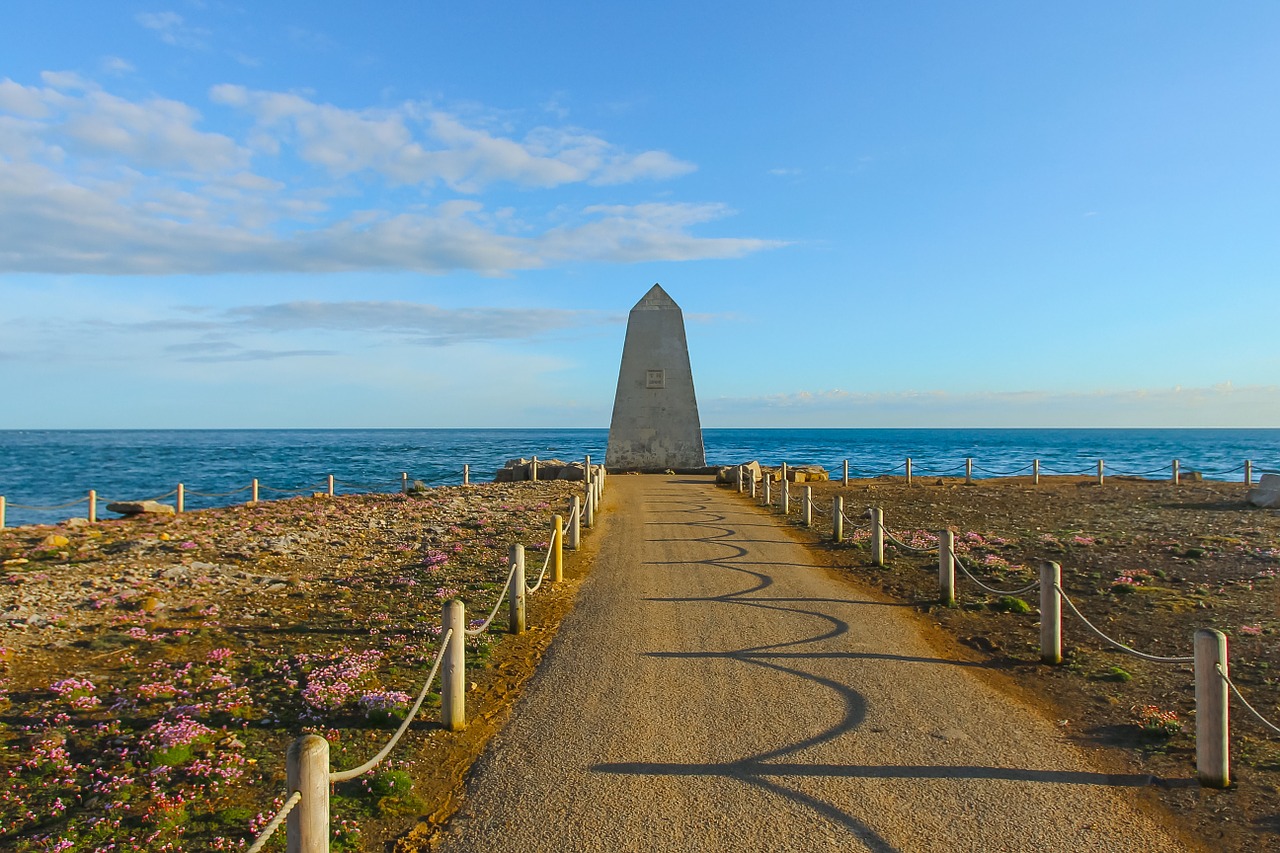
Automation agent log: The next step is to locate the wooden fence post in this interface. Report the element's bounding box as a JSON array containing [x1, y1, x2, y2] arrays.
[[1245, 460, 1252, 485], [965, 458, 973, 484], [736, 465, 744, 493], [463, 464, 470, 486], [803, 486, 812, 528], [780, 477, 789, 515], [327, 474, 334, 497], [871, 507, 884, 566], [832, 496, 843, 543], [1096, 460, 1104, 486], [251, 479, 259, 503], [176, 483, 184, 514], [1195, 628, 1229, 788], [286, 734, 329, 853], [938, 530, 955, 606], [442, 600, 466, 731], [1172, 459, 1180, 486], [552, 515, 563, 583], [1032, 459, 1040, 485], [509, 544, 526, 634], [530, 456, 538, 482], [401, 472, 408, 494], [1040, 561, 1062, 664], [750, 474, 757, 499], [88, 490, 96, 523], [843, 459, 849, 487], [569, 496, 581, 550], [762, 476, 771, 507], [584, 487, 596, 528], [905, 457, 912, 487], [0, 496, 5, 530]]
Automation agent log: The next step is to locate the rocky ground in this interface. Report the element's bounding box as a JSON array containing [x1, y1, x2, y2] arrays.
[[768, 474, 1280, 851], [0, 481, 591, 852]]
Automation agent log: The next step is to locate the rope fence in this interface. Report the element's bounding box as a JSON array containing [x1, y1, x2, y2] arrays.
[[237, 459, 604, 852], [0, 467, 475, 529], [720, 462, 1277, 789]]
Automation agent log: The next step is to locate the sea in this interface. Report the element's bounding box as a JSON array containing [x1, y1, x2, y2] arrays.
[[1, 428, 1278, 528]]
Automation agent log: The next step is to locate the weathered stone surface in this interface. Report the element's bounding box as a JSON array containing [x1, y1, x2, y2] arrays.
[[606, 284, 705, 470], [1248, 473, 1280, 508], [106, 500, 175, 516]]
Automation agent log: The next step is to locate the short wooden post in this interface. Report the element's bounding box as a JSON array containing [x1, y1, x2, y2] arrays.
[[871, 507, 885, 566], [1039, 561, 1062, 664], [1195, 628, 1230, 788], [938, 530, 955, 606], [569, 496, 581, 550], [762, 476, 771, 507], [1096, 460, 1104, 486], [780, 478, 790, 515], [1172, 459, 1180, 486], [176, 483, 184, 514], [965, 458, 973, 484], [584, 455, 591, 495], [88, 490, 97, 523], [251, 479, 259, 503], [0, 496, 5, 530], [401, 472, 409, 493], [803, 486, 812, 527], [843, 459, 849, 487], [1032, 459, 1040, 485], [463, 464, 470, 486], [442, 600, 466, 731], [832, 496, 843, 543], [509, 544, 526, 633], [327, 474, 335, 497], [530, 456, 538, 482], [736, 465, 744, 493], [905, 457, 913, 487], [584, 487, 595, 528], [552, 515, 563, 583], [780, 462, 788, 484], [1244, 460, 1252, 485], [286, 734, 329, 853], [750, 475, 757, 499]]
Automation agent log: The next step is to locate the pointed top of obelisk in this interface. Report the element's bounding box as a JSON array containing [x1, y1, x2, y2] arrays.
[[632, 283, 679, 311]]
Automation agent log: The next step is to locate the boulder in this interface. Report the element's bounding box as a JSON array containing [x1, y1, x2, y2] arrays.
[[107, 500, 175, 516], [557, 463, 588, 481], [1248, 473, 1280, 509]]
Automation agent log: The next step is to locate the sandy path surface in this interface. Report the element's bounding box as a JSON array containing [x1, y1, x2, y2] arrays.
[[435, 475, 1192, 852]]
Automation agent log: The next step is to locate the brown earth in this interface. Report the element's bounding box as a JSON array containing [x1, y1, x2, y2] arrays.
[[764, 473, 1280, 851], [3, 474, 1277, 851]]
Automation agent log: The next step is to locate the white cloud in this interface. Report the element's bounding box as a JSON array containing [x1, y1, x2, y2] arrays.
[[0, 74, 776, 274], [101, 56, 136, 76], [135, 11, 209, 50]]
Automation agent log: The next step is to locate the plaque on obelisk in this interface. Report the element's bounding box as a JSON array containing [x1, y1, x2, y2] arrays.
[[606, 284, 706, 470]]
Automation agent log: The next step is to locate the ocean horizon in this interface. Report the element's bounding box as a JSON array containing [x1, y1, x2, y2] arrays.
[[2, 427, 1278, 528]]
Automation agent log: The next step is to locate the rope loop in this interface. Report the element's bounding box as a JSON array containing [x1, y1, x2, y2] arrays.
[[1217, 663, 1280, 737], [329, 628, 454, 782], [949, 547, 1039, 597], [1055, 584, 1193, 663]]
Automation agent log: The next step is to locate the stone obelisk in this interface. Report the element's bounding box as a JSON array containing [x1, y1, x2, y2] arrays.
[[606, 284, 705, 470]]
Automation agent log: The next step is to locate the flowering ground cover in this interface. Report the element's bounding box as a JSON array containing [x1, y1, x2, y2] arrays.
[[781, 475, 1280, 851], [0, 480, 582, 851]]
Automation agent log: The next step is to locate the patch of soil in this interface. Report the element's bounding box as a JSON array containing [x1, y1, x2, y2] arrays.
[[0, 481, 597, 852], [761, 474, 1280, 852]]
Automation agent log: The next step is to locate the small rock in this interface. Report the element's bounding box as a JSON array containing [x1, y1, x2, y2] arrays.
[[66, 517, 91, 528], [106, 500, 175, 517], [41, 534, 70, 548]]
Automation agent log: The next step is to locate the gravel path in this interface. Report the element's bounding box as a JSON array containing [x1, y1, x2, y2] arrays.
[[435, 475, 1194, 852]]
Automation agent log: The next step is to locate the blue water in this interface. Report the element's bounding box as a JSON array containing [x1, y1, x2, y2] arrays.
[[1, 428, 1277, 528]]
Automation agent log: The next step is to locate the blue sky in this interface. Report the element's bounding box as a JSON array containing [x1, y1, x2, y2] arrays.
[[1, 2, 1278, 428]]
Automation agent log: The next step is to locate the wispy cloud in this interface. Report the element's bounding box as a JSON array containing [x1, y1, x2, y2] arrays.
[[705, 383, 1280, 428], [135, 11, 210, 50], [0, 74, 777, 275]]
